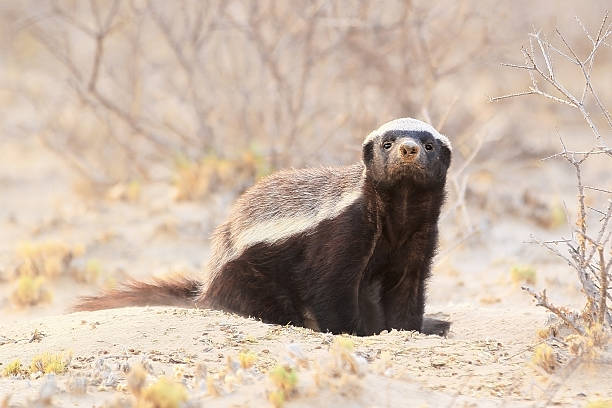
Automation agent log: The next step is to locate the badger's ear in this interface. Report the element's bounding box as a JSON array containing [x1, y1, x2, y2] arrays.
[[362, 141, 374, 165], [439, 143, 451, 169]]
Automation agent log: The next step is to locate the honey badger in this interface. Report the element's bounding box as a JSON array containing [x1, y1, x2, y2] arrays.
[[77, 118, 452, 336]]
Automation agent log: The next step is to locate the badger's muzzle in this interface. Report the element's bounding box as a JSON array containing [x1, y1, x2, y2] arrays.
[[399, 139, 420, 161]]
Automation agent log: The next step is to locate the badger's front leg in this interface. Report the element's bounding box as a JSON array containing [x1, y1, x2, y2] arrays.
[[382, 268, 426, 332], [382, 271, 450, 336], [356, 279, 385, 335], [301, 210, 380, 335], [308, 258, 373, 334], [310, 285, 361, 334]]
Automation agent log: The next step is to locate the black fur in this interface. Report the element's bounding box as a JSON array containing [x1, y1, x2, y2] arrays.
[[76, 126, 452, 337], [200, 129, 451, 335]]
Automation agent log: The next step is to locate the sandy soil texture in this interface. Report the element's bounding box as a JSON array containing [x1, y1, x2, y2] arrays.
[[0, 305, 608, 407]]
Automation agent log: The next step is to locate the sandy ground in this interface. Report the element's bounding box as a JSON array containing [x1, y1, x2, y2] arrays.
[[0, 135, 610, 407]]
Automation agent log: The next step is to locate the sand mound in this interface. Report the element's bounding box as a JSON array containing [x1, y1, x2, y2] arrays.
[[2, 304, 608, 407]]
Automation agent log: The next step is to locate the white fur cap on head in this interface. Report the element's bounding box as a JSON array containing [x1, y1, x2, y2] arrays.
[[363, 118, 452, 150]]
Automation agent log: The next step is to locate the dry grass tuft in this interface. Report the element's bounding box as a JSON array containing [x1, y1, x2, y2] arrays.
[[9, 241, 89, 307], [237, 350, 257, 369], [11, 275, 52, 307], [532, 343, 558, 373], [137, 377, 188, 408], [16, 241, 82, 279], [2, 359, 23, 377], [30, 351, 71, 374], [127, 364, 148, 396], [9, 240, 119, 306], [172, 153, 267, 201]]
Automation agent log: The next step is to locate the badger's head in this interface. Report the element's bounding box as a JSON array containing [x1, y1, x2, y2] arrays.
[[362, 118, 452, 190]]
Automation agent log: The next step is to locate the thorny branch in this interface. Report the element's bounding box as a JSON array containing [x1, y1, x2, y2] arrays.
[[491, 12, 612, 147], [521, 287, 584, 335], [494, 14, 612, 334]]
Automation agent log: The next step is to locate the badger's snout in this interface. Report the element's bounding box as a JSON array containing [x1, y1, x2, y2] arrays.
[[399, 140, 420, 161]]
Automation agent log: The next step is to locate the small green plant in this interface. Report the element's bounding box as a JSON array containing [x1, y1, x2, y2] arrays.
[[268, 365, 298, 407], [269, 365, 298, 392]]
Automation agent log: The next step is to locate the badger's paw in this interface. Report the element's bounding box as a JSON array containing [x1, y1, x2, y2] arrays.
[[421, 317, 451, 336]]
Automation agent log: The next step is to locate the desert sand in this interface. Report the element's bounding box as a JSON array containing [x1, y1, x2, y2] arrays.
[[1, 1, 611, 406]]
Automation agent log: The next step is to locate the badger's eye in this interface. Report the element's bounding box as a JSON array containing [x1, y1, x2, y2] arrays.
[[383, 142, 392, 150], [424, 143, 433, 151]]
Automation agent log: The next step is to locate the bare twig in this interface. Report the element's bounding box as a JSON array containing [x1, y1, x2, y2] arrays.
[[599, 246, 608, 324], [522, 287, 584, 335], [489, 90, 536, 102], [584, 186, 612, 194]]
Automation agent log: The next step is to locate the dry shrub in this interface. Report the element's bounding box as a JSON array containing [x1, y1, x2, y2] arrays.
[[494, 12, 612, 391], [11, 0, 499, 210], [11, 275, 52, 307], [10, 241, 97, 306], [173, 152, 268, 201], [16, 241, 82, 279], [9, 240, 116, 305]]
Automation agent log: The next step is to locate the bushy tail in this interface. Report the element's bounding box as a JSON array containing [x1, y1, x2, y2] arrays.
[[74, 276, 203, 311]]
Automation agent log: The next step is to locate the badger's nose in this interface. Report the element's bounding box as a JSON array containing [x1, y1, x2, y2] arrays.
[[399, 140, 420, 159]]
